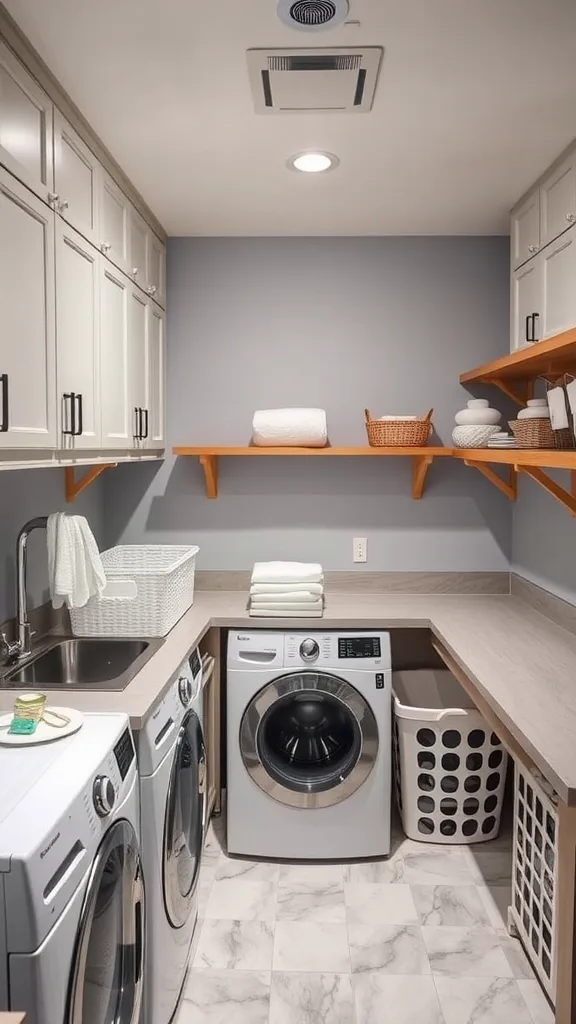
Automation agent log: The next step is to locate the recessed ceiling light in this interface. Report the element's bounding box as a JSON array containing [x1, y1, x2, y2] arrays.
[[287, 152, 339, 173]]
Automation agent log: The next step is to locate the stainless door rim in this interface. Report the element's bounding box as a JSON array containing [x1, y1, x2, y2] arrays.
[[66, 818, 144, 1024], [163, 709, 206, 928], [240, 670, 379, 810]]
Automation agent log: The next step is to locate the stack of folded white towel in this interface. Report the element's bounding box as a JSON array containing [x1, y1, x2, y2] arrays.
[[249, 562, 324, 618]]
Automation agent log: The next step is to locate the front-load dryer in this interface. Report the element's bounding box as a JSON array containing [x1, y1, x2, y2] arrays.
[[227, 630, 392, 860], [137, 645, 206, 1024], [0, 712, 143, 1024]]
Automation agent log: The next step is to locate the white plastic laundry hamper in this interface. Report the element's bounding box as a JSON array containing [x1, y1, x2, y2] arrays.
[[510, 759, 558, 1002], [70, 545, 199, 638], [393, 669, 508, 844]]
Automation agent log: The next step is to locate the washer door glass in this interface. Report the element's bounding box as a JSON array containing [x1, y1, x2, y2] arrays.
[[240, 671, 379, 809], [67, 819, 144, 1024], [163, 708, 206, 928]]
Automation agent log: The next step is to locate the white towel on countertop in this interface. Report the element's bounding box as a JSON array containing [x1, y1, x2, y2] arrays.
[[249, 599, 324, 612], [250, 607, 324, 618], [250, 593, 322, 606], [252, 408, 327, 447], [251, 561, 324, 585], [47, 512, 106, 610], [250, 582, 324, 595]]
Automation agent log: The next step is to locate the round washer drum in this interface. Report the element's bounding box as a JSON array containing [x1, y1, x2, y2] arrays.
[[240, 670, 379, 809], [163, 708, 206, 928]]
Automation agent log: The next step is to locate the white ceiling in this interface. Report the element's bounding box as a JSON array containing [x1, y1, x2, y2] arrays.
[[4, 0, 576, 236]]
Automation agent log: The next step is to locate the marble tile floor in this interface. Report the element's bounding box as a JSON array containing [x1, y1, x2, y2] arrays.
[[175, 817, 554, 1024]]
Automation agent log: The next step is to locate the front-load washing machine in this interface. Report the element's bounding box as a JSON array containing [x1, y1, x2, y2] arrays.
[[137, 645, 206, 1024], [0, 712, 143, 1024], [227, 630, 392, 860]]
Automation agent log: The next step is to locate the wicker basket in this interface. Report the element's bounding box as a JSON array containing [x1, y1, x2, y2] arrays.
[[509, 418, 555, 449], [365, 408, 433, 447], [69, 545, 199, 637]]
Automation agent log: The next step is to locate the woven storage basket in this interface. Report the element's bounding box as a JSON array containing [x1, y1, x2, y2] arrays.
[[69, 545, 199, 638], [509, 419, 555, 449], [543, 376, 576, 450], [365, 408, 433, 447]]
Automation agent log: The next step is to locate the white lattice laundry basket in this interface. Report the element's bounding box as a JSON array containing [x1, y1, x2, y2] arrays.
[[393, 669, 508, 844], [510, 759, 558, 1002], [70, 545, 199, 637]]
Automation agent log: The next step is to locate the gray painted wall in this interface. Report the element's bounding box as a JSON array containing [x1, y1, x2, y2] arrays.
[[0, 469, 104, 623], [104, 237, 512, 571], [513, 474, 576, 605]]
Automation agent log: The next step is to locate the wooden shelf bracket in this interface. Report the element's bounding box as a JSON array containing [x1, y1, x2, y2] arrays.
[[65, 463, 116, 503], [199, 454, 218, 499], [519, 465, 576, 517], [411, 455, 434, 499], [490, 378, 534, 407], [463, 460, 517, 501]]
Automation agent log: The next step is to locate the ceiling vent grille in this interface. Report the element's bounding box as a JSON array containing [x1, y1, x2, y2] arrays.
[[247, 47, 383, 114], [277, 0, 350, 32]]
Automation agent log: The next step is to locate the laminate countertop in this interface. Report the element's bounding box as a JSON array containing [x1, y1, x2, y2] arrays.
[[1, 592, 576, 804]]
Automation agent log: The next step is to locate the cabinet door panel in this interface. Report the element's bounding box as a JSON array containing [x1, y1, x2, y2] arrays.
[[149, 234, 166, 308], [0, 41, 53, 203], [0, 169, 56, 448], [148, 303, 165, 448], [100, 265, 131, 447], [56, 221, 100, 449], [540, 154, 576, 250], [541, 229, 576, 340], [511, 260, 542, 351], [54, 112, 99, 245], [128, 287, 149, 448], [128, 206, 149, 289], [511, 191, 540, 269], [100, 173, 129, 273]]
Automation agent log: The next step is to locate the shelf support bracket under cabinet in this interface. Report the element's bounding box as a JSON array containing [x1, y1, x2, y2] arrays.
[[64, 464, 116, 503], [199, 454, 218, 499], [518, 466, 576, 517], [463, 461, 517, 501], [411, 455, 434, 499], [489, 378, 534, 406]]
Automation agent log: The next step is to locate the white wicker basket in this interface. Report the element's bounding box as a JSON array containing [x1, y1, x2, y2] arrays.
[[70, 545, 199, 638]]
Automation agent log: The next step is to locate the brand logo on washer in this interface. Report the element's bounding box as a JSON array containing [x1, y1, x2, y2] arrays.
[[237, 635, 250, 641], [40, 831, 60, 858]]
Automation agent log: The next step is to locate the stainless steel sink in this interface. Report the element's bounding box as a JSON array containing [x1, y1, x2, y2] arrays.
[[1, 637, 164, 691]]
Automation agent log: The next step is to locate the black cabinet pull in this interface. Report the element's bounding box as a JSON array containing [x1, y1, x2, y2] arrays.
[[134, 406, 141, 440], [532, 312, 540, 342], [0, 374, 8, 432], [75, 393, 84, 436], [525, 315, 532, 342], [142, 408, 149, 440], [63, 392, 76, 435]]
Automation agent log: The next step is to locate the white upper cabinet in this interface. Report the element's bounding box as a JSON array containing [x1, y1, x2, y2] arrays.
[[55, 220, 100, 449], [148, 302, 165, 447], [100, 172, 130, 273], [100, 262, 131, 448], [0, 168, 56, 448], [149, 233, 167, 308], [128, 205, 149, 287], [511, 259, 543, 351], [128, 286, 150, 447], [540, 227, 576, 341], [511, 190, 540, 270], [540, 152, 576, 251], [0, 40, 54, 205], [53, 112, 100, 246]]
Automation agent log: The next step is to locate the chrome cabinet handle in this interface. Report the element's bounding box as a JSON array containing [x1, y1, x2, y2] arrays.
[[567, 213, 575, 222], [58, 199, 69, 213], [100, 241, 112, 253], [528, 244, 538, 253], [48, 192, 59, 206], [131, 268, 139, 278], [147, 285, 157, 296]]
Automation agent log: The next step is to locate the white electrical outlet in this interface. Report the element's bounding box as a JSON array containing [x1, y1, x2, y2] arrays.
[[353, 537, 367, 563]]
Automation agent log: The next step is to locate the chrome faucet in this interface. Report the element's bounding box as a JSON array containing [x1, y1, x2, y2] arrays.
[[1, 517, 49, 661]]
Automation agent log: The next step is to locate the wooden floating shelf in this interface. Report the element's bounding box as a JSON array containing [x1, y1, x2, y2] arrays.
[[460, 328, 576, 404], [172, 446, 453, 500]]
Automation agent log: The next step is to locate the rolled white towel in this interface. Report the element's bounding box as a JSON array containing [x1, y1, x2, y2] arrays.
[[250, 607, 324, 618], [251, 561, 324, 585], [249, 599, 324, 612], [251, 582, 324, 595], [252, 408, 327, 448], [251, 592, 322, 604]]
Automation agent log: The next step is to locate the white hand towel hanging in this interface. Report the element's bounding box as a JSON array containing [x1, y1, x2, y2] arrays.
[[251, 561, 324, 585], [47, 512, 106, 609]]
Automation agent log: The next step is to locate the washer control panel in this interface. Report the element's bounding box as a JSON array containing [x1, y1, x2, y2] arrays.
[[284, 632, 390, 669]]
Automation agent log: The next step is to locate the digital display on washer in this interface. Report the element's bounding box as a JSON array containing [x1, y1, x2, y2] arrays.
[[114, 728, 135, 780], [338, 637, 381, 659]]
